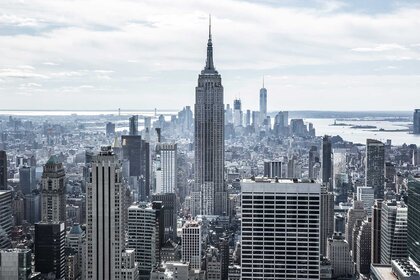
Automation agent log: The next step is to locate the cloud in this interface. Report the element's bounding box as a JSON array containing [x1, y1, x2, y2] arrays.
[[0, 0, 419, 110], [351, 44, 409, 52]]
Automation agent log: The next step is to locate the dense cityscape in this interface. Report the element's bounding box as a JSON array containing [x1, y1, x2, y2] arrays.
[[1, 7, 420, 280]]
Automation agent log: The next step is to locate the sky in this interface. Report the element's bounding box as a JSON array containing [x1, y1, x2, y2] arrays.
[[0, 0, 420, 111]]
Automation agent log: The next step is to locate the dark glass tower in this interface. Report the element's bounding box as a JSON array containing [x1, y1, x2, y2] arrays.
[[322, 135, 332, 185], [407, 178, 420, 264], [0, 151, 7, 190], [366, 139, 385, 199], [194, 17, 226, 215]]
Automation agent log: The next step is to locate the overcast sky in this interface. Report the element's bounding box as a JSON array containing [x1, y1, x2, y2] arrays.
[[0, 0, 420, 111]]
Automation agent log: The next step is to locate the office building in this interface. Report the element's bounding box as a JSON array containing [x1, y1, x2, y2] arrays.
[[357, 186, 375, 215], [259, 80, 267, 123], [0, 190, 12, 249], [245, 109, 251, 127], [127, 202, 163, 279], [327, 232, 353, 278], [182, 220, 202, 271], [413, 109, 420, 134], [41, 155, 66, 222], [371, 199, 383, 264], [380, 200, 408, 264], [34, 222, 66, 279], [19, 165, 36, 195], [106, 122, 116, 136], [0, 248, 32, 280], [86, 146, 126, 279], [366, 139, 385, 199], [241, 178, 321, 279], [67, 223, 85, 280], [0, 151, 7, 190], [129, 115, 139, 136], [345, 200, 366, 249], [121, 249, 139, 280], [308, 146, 319, 180], [152, 193, 177, 242], [24, 191, 41, 224], [122, 135, 150, 200], [320, 186, 334, 256], [155, 143, 177, 194], [263, 161, 282, 178], [194, 19, 226, 216], [233, 99, 243, 127], [408, 178, 420, 264], [322, 136, 332, 184], [356, 217, 372, 276]]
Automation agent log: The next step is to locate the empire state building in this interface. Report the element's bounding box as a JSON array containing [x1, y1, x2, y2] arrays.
[[193, 18, 226, 216]]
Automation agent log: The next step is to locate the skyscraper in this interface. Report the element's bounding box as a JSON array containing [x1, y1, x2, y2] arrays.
[[182, 220, 202, 271], [34, 222, 66, 279], [413, 109, 420, 134], [0, 151, 7, 190], [19, 165, 36, 195], [233, 99, 242, 127], [380, 200, 408, 264], [357, 186, 375, 216], [327, 232, 354, 278], [322, 135, 332, 185], [127, 202, 158, 278], [41, 155, 66, 222], [366, 139, 385, 199], [241, 178, 321, 279], [122, 135, 150, 200], [408, 178, 420, 265], [371, 199, 383, 264], [320, 186, 335, 256], [259, 78, 267, 123], [152, 193, 177, 242], [194, 18, 226, 216], [155, 143, 177, 194], [86, 146, 126, 279], [263, 161, 282, 178], [129, 115, 139, 136], [356, 217, 372, 276], [0, 248, 32, 279], [0, 190, 12, 249]]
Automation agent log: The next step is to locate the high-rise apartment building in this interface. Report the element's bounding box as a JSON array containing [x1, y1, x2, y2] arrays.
[[241, 178, 321, 279], [366, 139, 385, 199], [86, 146, 126, 279], [41, 155, 66, 222], [0, 151, 7, 190], [322, 136, 332, 185], [194, 19, 226, 216], [34, 222, 66, 279], [380, 200, 408, 264], [182, 220, 202, 271]]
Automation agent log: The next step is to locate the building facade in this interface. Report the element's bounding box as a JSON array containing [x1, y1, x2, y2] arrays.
[[366, 139, 385, 199], [194, 20, 226, 216], [241, 178, 321, 279], [41, 155, 66, 222]]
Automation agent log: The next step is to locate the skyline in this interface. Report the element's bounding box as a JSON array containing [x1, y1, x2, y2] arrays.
[[1, 0, 420, 111]]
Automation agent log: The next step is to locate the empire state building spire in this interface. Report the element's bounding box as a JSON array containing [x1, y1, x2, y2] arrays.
[[204, 15, 216, 73]]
